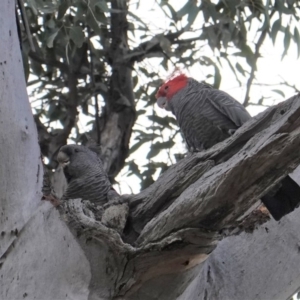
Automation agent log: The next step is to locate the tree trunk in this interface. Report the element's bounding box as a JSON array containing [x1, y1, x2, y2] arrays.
[[1, 1, 300, 300], [0, 2, 90, 300]]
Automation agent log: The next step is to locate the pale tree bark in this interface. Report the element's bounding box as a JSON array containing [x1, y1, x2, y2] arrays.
[[0, 2, 90, 300], [1, 1, 300, 300]]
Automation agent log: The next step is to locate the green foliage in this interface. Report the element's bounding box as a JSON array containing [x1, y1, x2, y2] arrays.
[[21, 0, 300, 192]]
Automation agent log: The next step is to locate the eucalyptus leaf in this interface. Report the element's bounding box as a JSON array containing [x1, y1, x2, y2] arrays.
[[213, 65, 221, 89], [177, 0, 192, 19], [271, 18, 281, 44], [69, 26, 85, 48], [95, 0, 109, 12], [281, 26, 291, 59], [236, 62, 246, 76], [148, 115, 172, 128], [86, 10, 102, 34], [294, 27, 300, 58], [146, 147, 160, 159], [272, 89, 285, 98], [57, 0, 70, 20], [46, 30, 59, 48]]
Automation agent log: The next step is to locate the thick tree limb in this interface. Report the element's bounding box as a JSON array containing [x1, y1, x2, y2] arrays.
[[126, 209, 300, 300], [60, 199, 219, 297], [58, 94, 300, 297]]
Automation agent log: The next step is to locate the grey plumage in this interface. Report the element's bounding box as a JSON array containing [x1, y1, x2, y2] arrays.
[[57, 144, 116, 205], [167, 78, 251, 150], [156, 75, 300, 220]]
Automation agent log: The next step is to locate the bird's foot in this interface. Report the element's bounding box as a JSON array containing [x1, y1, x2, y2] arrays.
[[42, 194, 60, 207]]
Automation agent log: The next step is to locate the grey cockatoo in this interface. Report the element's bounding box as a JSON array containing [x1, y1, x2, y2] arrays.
[[57, 144, 128, 231], [156, 74, 300, 220], [57, 144, 117, 204], [156, 74, 250, 150]]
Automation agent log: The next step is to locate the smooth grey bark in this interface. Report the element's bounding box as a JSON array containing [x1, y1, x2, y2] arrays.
[[177, 209, 300, 300], [128, 208, 300, 300], [0, 2, 90, 300], [2, 1, 300, 300], [0, 0, 42, 259]]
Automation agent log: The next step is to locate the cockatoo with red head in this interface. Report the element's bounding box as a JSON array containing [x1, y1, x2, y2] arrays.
[[155, 73, 300, 221], [156, 74, 251, 151]]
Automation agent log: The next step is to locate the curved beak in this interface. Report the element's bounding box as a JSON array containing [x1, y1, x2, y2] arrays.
[[156, 97, 170, 110], [57, 151, 70, 167]]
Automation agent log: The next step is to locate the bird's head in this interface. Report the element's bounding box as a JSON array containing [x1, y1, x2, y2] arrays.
[[155, 74, 188, 110], [57, 144, 99, 182]]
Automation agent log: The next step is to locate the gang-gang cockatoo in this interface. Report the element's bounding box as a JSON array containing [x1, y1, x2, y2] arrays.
[[156, 73, 300, 220], [57, 144, 128, 232]]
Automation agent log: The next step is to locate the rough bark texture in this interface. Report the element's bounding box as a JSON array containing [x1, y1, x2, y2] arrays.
[[58, 93, 300, 299], [2, 1, 300, 300], [128, 208, 300, 300], [128, 97, 300, 243]]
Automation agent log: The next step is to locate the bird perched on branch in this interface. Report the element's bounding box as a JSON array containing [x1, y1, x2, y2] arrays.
[[57, 144, 129, 232], [156, 74, 250, 150], [57, 144, 117, 204], [156, 73, 300, 220]]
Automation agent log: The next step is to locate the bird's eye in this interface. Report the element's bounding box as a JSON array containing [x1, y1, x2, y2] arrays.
[[74, 149, 79, 153], [164, 85, 169, 90]]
